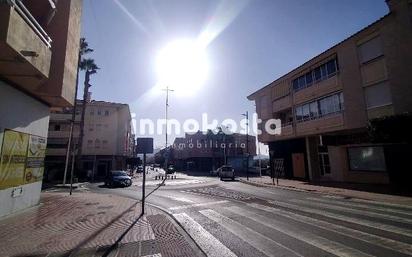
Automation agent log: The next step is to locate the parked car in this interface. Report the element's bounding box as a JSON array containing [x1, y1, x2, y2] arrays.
[[166, 165, 175, 174], [218, 165, 235, 181], [105, 170, 132, 188]]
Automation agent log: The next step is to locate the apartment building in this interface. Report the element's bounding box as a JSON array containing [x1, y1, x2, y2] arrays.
[[45, 99, 134, 181], [248, 0, 412, 186], [0, 0, 82, 217], [166, 131, 256, 172]]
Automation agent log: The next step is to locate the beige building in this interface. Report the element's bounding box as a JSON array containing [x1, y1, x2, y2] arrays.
[[167, 131, 256, 172], [248, 0, 412, 185], [0, 0, 82, 217], [45, 99, 134, 181]]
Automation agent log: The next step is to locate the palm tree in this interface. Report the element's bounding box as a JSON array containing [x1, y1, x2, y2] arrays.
[[76, 39, 98, 168], [77, 58, 99, 159], [65, 38, 98, 188]]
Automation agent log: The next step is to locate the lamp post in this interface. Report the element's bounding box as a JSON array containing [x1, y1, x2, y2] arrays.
[[241, 111, 249, 181], [162, 86, 174, 172]]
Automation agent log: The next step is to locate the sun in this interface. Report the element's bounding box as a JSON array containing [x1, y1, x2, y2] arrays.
[[156, 39, 209, 95]]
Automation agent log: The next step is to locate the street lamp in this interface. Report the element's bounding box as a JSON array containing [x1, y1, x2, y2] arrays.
[[162, 86, 174, 172], [241, 111, 249, 181]]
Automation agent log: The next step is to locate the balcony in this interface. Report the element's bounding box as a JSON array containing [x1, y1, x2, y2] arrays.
[[272, 96, 292, 112], [258, 123, 294, 143], [0, 1, 52, 90], [296, 112, 344, 136], [293, 75, 341, 105]]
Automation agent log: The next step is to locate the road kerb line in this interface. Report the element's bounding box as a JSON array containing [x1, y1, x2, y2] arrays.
[[173, 213, 237, 257]]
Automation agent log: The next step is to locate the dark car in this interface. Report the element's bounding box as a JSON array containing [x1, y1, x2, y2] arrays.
[[105, 170, 132, 187], [166, 165, 175, 174]]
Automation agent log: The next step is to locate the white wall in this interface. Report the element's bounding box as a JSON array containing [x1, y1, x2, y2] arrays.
[[0, 81, 50, 218]]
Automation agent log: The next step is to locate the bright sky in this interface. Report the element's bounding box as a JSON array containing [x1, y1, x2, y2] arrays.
[[80, 0, 388, 151]]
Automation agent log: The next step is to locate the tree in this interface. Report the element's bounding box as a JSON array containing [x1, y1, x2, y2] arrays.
[[64, 38, 97, 185], [76, 38, 99, 170]]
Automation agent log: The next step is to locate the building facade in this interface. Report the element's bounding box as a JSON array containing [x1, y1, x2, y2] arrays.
[[0, 0, 82, 217], [45, 100, 134, 181], [248, 0, 412, 185], [163, 131, 256, 172]]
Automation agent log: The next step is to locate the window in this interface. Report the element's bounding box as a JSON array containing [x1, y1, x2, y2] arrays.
[[309, 102, 319, 118], [305, 72, 313, 86], [292, 58, 339, 92], [292, 79, 299, 91], [105, 110, 109, 116], [89, 125, 94, 132], [319, 153, 331, 175], [326, 59, 337, 75], [302, 104, 310, 120], [320, 64, 328, 79], [95, 139, 101, 148], [348, 146, 386, 172], [90, 109, 94, 115], [319, 93, 342, 116], [295, 106, 303, 121], [97, 109, 102, 115], [295, 92, 344, 122], [358, 36, 383, 64], [54, 124, 61, 131], [364, 82, 392, 108]]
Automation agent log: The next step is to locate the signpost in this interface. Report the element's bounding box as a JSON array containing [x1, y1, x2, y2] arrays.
[[136, 138, 153, 214], [273, 158, 284, 186]]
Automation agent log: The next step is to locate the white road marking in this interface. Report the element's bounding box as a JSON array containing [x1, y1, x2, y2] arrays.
[[249, 203, 412, 256], [134, 179, 205, 186], [268, 200, 412, 238], [351, 198, 412, 211], [226, 206, 374, 257], [306, 197, 412, 217], [169, 200, 229, 210], [173, 213, 237, 257], [160, 195, 194, 203], [291, 199, 412, 224], [199, 209, 305, 257]]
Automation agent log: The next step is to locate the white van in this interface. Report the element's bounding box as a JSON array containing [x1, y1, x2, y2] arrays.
[[218, 165, 235, 181]]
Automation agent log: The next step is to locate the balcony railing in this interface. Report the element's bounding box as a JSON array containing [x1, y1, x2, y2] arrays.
[[7, 0, 52, 48]]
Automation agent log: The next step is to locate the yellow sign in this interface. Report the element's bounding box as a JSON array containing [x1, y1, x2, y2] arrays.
[[0, 130, 29, 189], [24, 135, 46, 184], [0, 130, 46, 190]]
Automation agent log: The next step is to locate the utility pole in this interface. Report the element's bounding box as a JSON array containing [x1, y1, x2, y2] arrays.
[[242, 111, 249, 181], [142, 153, 146, 214], [162, 86, 174, 172], [63, 50, 81, 185]]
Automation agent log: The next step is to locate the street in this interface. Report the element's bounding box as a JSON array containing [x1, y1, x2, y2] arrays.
[[87, 169, 412, 257]]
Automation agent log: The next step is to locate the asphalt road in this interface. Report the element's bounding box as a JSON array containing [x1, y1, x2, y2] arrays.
[[88, 169, 412, 257]]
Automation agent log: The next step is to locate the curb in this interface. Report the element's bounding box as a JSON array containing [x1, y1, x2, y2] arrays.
[[147, 202, 207, 257], [239, 178, 412, 204], [239, 179, 309, 193]]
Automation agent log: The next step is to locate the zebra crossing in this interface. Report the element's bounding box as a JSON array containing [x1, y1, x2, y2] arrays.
[[169, 196, 412, 257]]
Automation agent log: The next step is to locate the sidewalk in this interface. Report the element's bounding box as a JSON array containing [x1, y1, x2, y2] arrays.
[[240, 176, 412, 205], [0, 191, 204, 257]]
